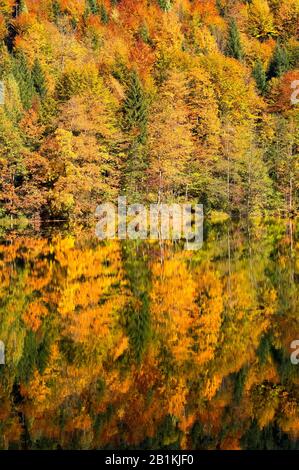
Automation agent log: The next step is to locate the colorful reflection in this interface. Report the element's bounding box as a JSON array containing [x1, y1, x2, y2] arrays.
[[0, 219, 298, 450]]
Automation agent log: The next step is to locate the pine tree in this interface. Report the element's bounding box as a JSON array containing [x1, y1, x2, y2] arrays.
[[122, 71, 149, 202], [99, 3, 109, 24], [32, 58, 47, 98], [52, 0, 61, 21], [122, 70, 148, 144], [122, 140, 149, 203], [267, 41, 289, 79], [139, 22, 150, 45], [253, 60, 268, 95], [226, 19, 243, 60], [87, 0, 99, 15], [13, 52, 34, 110]]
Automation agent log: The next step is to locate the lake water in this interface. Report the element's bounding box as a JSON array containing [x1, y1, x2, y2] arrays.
[[0, 219, 298, 449]]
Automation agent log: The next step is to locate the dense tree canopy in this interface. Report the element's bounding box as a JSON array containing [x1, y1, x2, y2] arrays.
[[0, 0, 298, 219]]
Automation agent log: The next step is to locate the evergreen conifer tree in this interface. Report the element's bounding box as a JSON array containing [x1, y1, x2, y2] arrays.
[[267, 41, 289, 79], [32, 58, 47, 98], [52, 0, 61, 21], [226, 18, 243, 60], [87, 0, 99, 15], [99, 3, 109, 24], [13, 52, 34, 110], [122, 140, 149, 202], [139, 22, 150, 44], [122, 70, 148, 144], [253, 59, 267, 95], [122, 71, 149, 202]]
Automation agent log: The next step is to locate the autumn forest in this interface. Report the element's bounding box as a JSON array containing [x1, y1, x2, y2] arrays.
[[0, 0, 298, 217], [0, 0, 299, 452]]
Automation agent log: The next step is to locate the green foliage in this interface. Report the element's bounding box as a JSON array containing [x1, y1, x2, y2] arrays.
[[271, 346, 299, 385], [32, 58, 47, 98], [52, 0, 62, 20], [0, 106, 23, 160], [87, 0, 99, 15], [121, 69, 149, 197], [99, 3, 109, 24], [264, 115, 298, 214], [257, 334, 272, 365], [2, 73, 23, 122], [0, 220, 299, 449], [267, 41, 290, 79], [139, 22, 151, 45], [122, 242, 151, 364], [0, 0, 297, 220], [17, 331, 38, 382], [0, 46, 12, 79], [94, 404, 115, 438], [122, 71, 148, 202], [233, 366, 248, 403], [288, 43, 299, 68], [252, 59, 268, 95], [0, 1, 299, 452], [12, 52, 34, 110], [241, 421, 299, 450], [226, 19, 243, 60], [191, 421, 217, 450], [122, 141, 149, 202], [125, 297, 151, 364], [141, 415, 181, 449], [122, 70, 148, 142]]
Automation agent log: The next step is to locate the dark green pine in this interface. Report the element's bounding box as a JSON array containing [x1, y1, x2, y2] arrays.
[[226, 18, 243, 61], [87, 0, 99, 14], [13, 52, 34, 110], [122, 70, 148, 143], [267, 41, 289, 79], [252, 59, 268, 95], [99, 3, 109, 24], [32, 58, 47, 98]]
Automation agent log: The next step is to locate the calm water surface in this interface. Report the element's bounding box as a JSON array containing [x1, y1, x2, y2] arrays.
[[0, 219, 298, 449]]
